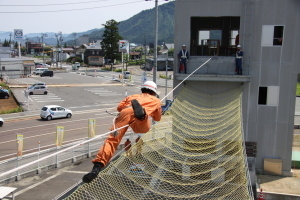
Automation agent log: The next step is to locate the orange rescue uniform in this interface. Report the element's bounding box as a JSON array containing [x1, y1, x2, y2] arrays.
[[92, 93, 162, 166]]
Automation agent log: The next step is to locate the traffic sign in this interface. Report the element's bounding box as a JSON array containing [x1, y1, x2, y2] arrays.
[[14, 29, 23, 40]]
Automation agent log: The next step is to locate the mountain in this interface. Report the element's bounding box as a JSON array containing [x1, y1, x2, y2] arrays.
[[87, 1, 175, 45], [0, 1, 174, 46]]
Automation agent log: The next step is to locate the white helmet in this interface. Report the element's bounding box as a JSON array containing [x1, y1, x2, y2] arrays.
[[141, 81, 157, 94], [237, 45, 241, 48]]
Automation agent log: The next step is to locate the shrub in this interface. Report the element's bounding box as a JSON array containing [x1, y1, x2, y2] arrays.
[[0, 106, 23, 114], [159, 74, 172, 79]]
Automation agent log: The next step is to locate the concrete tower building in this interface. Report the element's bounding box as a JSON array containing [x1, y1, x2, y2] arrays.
[[174, 0, 300, 175]]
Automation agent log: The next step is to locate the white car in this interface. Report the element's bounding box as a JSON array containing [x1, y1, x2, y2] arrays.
[[0, 117, 3, 127], [27, 85, 48, 95], [40, 105, 72, 120], [33, 68, 48, 75], [119, 71, 131, 79], [28, 82, 46, 89]]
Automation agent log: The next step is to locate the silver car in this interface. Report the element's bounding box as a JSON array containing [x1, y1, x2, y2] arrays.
[[40, 105, 72, 120], [27, 85, 48, 95], [28, 82, 46, 89]]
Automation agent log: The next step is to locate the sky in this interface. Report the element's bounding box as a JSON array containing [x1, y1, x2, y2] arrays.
[[0, 0, 170, 35]]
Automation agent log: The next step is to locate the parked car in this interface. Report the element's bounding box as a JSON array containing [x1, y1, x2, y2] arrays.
[[0, 86, 9, 94], [33, 68, 48, 75], [119, 71, 131, 79], [28, 82, 46, 89], [40, 105, 72, 120], [35, 62, 43, 66], [27, 85, 48, 95], [40, 70, 53, 77], [0, 117, 3, 127], [0, 90, 9, 99]]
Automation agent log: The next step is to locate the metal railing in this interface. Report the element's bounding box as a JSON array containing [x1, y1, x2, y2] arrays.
[[0, 136, 105, 184]]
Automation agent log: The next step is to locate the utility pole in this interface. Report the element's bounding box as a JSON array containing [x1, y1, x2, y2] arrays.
[[55, 33, 59, 67], [37, 36, 41, 56], [153, 0, 158, 83], [59, 32, 63, 68], [41, 33, 48, 65], [73, 33, 77, 58], [145, 0, 169, 83], [9, 33, 12, 51], [25, 36, 29, 55]]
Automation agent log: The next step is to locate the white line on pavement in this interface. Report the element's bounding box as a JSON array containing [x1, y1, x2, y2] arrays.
[[14, 174, 59, 196]]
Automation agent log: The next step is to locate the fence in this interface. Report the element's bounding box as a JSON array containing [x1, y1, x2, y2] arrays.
[[1, 70, 31, 79], [0, 135, 107, 184]]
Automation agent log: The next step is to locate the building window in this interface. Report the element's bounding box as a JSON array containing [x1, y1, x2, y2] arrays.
[[261, 25, 284, 46], [230, 30, 239, 46], [258, 86, 279, 106], [198, 30, 222, 46], [190, 17, 240, 56]]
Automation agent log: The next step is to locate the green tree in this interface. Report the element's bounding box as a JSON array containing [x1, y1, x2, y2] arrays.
[[168, 48, 174, 57], [100, 19, 123, 67], [64, 42, 67, 48], [14, 41, 18, 49], [44, 47, 51, 52], [133, 46, 143, 52], [3, 39, 9, 47]]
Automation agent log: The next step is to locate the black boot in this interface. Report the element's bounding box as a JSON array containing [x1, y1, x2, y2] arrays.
[[131, 99, 146, 120], [82, 162, 103, 183]]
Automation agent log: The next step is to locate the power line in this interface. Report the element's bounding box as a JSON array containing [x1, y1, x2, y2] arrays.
[[0, 0, 141, 13], [0, 0, 109, 7]]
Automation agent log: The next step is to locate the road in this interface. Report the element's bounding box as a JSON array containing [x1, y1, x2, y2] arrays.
[[0, 66, 174, 161]]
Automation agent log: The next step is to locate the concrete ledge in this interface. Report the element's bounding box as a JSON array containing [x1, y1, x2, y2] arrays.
[[258, 190, 300, 200], [0, 151, 98, 186]]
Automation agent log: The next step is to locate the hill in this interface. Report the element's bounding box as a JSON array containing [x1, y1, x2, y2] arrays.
[[0, 1, 174, 46], [89, 1, 175, 45]]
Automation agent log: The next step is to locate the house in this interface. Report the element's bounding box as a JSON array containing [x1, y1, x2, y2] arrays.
[[26, 42, 43, 55], [0, 58, 35, 78], [160, 43, 174, 54], [145, 58, 173, 71], [85, 42, 104, 66], [129, 52, 141, 60]]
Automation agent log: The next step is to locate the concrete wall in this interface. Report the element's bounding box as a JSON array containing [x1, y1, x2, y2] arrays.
[[174, 0, 300, 176]]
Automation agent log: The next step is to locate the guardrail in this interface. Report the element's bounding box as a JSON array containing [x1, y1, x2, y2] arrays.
[[0, 136, 105, 184]]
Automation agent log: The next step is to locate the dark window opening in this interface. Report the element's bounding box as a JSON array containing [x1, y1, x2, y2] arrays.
[[273, 26, 284, 46], [258, 87, 268, 105], [190, 17, 240, 56]]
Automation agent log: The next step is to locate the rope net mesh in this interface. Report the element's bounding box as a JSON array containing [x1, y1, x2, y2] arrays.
[[64, 85, 253, 200]]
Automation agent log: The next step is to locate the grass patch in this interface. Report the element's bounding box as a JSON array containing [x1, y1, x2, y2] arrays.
[[101, 67, 122, 72], [297, 83, 300, 96], [0, 83, 11, 92], [159, 74, 172, 79], [0, 106, 23, 114]]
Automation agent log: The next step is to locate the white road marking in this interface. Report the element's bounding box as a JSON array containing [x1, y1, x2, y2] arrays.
[[65, 171, 88, 174], [36, 100, 65, 102], [14, 174, 59, 196]]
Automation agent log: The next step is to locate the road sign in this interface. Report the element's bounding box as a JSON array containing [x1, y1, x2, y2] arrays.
[[119, 40, 129, 53], [14, 29, 23, 40], [141, 71, 147, 84]]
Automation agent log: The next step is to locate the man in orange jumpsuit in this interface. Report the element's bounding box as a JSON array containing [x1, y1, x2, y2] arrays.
[[83, 81, 162, 183]]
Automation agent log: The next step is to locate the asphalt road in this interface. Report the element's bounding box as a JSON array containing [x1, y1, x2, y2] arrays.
[[0, 68, 174, 161]]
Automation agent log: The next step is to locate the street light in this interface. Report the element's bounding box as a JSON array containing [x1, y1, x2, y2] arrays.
[[145, 0, 169, 83]]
